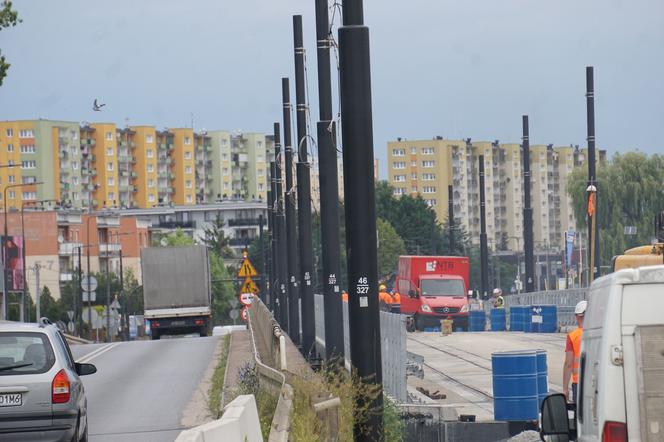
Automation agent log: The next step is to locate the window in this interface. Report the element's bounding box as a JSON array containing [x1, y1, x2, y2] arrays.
[[393, 175, 406, 182], [393, 188, 405, 196], [411, 173, 417, 180], [148, 179, 155, 188], [21, 160, 36, 169], [257, 169, 264, 177], [147, 164, 154, 173], [147, 149, 154, 158], [422, 147, 435, 155], [411, 161, 417, 167], [393, 161, 406, 169], [185, 166, 192, 174], [6, 144, 13, 152], [223, 168, 229, 176], [184, 136, 191, 145], [8, 175, 15, 184], [184, 151, 192, 160], [425, 199, 437, 206], [223, 182, 229, 190], [21, 176, 36, 184], [7, 160, 13, 166], [422, 173, 436, 180], [72, 192, 79, 201], [19, 145, 35, 154], [222, 153, 228, 161], [72, 162, 78, 170], [257, 141, 263, 148], [106, 132, 113, 141], [22, 192, 36, 200], [5, 128, 12, 137], [186, 180, 192, 189], [146, 134, 154, 143], [18, 129, 34, 138], [107, 178, 114, 186], [186, 195, 193, 203], [258, 183, 264, 191], [107, 162, 114, 171], [148, 194, 155, 202], [73, 177, 79, 185], [423, 186, 436, 193], [108, 192, 115, 201], [411, 186, 417, 193], [8, 190, 15, 199], [410, 147, 417, 154], [422, 160, 435, 168], [392, 148, 405, 156]]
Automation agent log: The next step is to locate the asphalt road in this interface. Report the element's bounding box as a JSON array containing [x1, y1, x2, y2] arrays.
[[71, 336, 219, 442]]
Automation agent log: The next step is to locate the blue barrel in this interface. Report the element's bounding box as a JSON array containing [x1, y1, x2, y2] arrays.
[[469, 310, 486, 331], [509, 306, 524, 331], [490, 308, 506, 331], [536, 349, 549, 407], [529, 305, 557, 332], [492, 350, 539, 421]]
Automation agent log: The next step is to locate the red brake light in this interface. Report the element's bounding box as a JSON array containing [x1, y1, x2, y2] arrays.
[[602, 421, 627, 442], [52, 369, 70, 404], [195, 319, 204, 325]]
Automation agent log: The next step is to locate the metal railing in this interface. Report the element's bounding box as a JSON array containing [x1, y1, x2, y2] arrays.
[[314, 294, 408, 403]]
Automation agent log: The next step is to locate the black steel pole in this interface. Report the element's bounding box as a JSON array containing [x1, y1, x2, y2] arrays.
[[77, 246, 83, 335], [315, 0, 344, 362], [339, 1, 383, 438], [267, 170, 276, 312], [448, 185, 455, 254], [586, 66, 600, 283], [282, 78, 300, 344], [118, 248, 126, 341], [274, 122, 288, 327], [479, 155, 489, 299], [522, 115, 535, 292], [293, 15, 315, 358], [258, 214, 266, 303]]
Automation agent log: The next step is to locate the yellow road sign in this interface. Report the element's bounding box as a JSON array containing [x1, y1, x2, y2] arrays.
[[240, 277, 259, 295], [238, 258, 257, 278]]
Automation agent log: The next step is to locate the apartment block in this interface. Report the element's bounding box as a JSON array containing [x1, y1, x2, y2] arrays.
[[194, 132, 213, 203], [169, 129, 197, 205], [130, 126, 158, 208], [387, 137, 604, 253]]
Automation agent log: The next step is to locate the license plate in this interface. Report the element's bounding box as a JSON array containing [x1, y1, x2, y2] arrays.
[[171, 320, 186, 326], [0, 393, 22, 407]]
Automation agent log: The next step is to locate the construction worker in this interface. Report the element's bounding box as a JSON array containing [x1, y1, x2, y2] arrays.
[[563, 300, 587, 403], [341, 290, 348, 302], [492, 288, 505, 308], [389, 290, 401, 313], [378, 284, 392, 311]]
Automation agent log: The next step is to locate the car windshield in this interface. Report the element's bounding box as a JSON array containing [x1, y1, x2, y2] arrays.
[[0, 332, 56, 375], [420, 279, 465, 296]]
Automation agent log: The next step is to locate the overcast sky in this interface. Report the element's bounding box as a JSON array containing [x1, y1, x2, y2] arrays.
[[1, 0, 662, 177]]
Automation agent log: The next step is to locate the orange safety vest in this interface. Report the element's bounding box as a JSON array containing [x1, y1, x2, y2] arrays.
[[379, 291, 392, 304], [568, 327, 583, 383], [342, 292, 348, 302]]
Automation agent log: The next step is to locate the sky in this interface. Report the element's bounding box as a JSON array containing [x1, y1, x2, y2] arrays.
[[1, 0, 662, 178]]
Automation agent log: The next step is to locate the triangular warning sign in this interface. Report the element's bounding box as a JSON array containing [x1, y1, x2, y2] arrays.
[[238, 258, 257, 278], [240, 277, 259, 294]]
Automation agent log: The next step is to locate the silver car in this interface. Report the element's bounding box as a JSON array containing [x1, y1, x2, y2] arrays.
[[0, 319, 96, 441]]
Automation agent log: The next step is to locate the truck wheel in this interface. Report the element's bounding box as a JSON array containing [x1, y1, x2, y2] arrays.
[[199, 327, 207, 337], [414, 314, 424, 332]]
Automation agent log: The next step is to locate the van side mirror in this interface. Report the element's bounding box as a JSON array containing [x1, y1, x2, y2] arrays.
[[408, 289, 417, 298], [540, 394, 573, 441]]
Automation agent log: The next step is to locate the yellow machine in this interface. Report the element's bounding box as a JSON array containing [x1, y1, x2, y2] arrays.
[[612, 212, 664, 271]]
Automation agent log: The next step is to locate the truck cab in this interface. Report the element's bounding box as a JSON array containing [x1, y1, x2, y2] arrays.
[[397, 256, 470, 331], [540, 265, 664, 441]]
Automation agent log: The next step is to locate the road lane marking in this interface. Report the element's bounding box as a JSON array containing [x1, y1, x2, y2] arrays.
[[76, 343, 120, 364]]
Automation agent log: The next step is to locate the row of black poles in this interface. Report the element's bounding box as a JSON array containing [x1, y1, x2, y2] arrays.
[[522, 115, 535, 292], [479, 155, 489, 298]]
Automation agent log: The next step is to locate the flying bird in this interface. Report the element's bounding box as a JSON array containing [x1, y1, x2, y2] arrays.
[[92, 99, 106, 111]]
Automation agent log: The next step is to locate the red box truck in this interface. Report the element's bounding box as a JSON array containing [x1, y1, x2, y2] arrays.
[[396, 255, 470, 331]]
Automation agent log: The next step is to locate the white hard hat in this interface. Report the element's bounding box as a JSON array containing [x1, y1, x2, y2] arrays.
[[493, 288, 501, 295], [575, 300, 588, 315]]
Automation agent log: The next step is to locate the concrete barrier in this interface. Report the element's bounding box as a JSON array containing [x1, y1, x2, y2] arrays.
[[176, 394, 263, 442]]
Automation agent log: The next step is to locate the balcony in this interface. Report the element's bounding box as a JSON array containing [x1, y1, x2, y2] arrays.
[[228, 218, 261, 227], [229, 238, 253, 247], [59, 242, 83, 256], [99, 243, 121, 256], [154, 221, 195, 229]]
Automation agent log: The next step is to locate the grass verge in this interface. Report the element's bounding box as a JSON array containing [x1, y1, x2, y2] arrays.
[[208, 334, 231, 417]]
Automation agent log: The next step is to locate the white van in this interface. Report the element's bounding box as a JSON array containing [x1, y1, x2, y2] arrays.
[[541, 265, 664, 441]]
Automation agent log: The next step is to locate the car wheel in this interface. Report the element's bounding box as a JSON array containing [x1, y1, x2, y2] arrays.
[[80, 420, 89, 442], [414, 314, 423, 332], [71, 415, 80, 442]]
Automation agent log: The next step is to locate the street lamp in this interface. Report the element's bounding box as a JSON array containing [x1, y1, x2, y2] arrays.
[[2, 181, 44, 321]]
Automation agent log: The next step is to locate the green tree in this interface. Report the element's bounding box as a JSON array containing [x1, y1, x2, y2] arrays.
[[162, 228, 195, 246], [439, 217, 472, 256], [209, 251, 236, 325], [201, 215, 235, 259], [0, 1, 21, 87], [567, 152, 664, 267], [376, 218, 406, 277], [39, 286, 62, 322]]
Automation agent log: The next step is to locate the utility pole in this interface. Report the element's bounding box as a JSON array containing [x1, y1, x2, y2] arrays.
[[106, 254, 111, 343], [267, 169, 276, 312], [35, 263, 41, 320], [282, 78, 300, 344], [274, 123, 288, 326], [258, 214, 266, 302], [293, 15, 315, 357], [448, 185, 455, 254], [339, 1, 383, 438], [522, 115, 535, 293], [479, 155, 489, 298], [586, 66, 600, 284], [315, 0, 344, 361], [78, 247, 83, 335]]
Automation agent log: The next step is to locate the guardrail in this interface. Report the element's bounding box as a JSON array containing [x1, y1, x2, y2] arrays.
[[314, 294, 408, 403]]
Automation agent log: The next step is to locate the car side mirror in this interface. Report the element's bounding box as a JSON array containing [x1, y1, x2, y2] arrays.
[[408, 289, 417, 298], [75, 362, 97, 376], [540, 393, 573, 441]]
